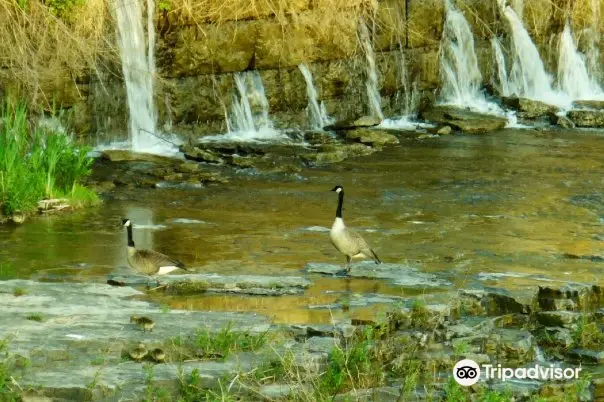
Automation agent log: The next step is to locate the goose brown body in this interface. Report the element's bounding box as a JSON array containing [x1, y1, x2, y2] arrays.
[[329, 186, 381, 272], [121, 219, 188, 276]]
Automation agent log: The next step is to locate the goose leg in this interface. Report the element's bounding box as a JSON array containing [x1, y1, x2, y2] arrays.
[[345, 256, 352, 273]]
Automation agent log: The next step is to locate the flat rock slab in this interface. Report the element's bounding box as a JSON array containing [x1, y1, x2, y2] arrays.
[[108, 273, 312, 295], [0, 280, 270, 399], [101, 150, 182, 164], [420, 106, 507, 134], [304, 262, 452, 288]]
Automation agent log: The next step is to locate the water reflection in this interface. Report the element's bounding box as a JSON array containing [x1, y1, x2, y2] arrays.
[[1, 129, 602, 323]]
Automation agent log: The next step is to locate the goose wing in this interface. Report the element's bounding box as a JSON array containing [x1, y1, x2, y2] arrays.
[[346, 228, 381, 263], [136, 249, 185, 268]]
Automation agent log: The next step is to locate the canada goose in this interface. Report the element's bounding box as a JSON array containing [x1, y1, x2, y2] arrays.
[[150, 348, 166, 363], [121, 218, 189, 275], [329, 185, 381, 273], [130, 315, 155, 332], [129, 342, 148, 361]]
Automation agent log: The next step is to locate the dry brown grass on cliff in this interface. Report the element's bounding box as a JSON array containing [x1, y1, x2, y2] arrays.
[[0, 0, 116, 110], [166, 0, 374, 26]]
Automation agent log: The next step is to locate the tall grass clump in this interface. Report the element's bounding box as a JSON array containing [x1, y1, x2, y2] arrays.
[[0, 99, 98, 216]]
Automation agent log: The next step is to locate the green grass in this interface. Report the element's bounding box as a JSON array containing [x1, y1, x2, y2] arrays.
[[193, 323, 267, 360], [26, 313, 43, 322], [12, 287, 26, 297], [0, 98, 97, 216], [0, 338, 24, 401], [0, 264, 17, 280]]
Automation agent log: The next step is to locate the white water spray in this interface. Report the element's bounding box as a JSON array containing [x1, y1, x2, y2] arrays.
[[298, 64, 334, 130], [438, 1, 503, 114], [491, 37, 510, 96], [359, 20, 384, 120], [500, 4, 571, 107], [114, 0, 173, 154], [201, 71, 285, 143], [558, 23, 604, 100]]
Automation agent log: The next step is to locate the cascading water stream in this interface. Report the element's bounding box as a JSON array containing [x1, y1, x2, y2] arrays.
[[499, 3, 571, 108], [298, 64, 334, 130], [491, 37, 510, 96], [113, 0, 176, 154], [201, 71, 285, 142], [558, 23, 604, 100], [438, 0, 503, 115], [359, 20, 384, 120]]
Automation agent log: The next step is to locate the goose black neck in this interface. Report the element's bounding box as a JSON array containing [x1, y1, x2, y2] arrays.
[[126, 225, 135, 247], [336, 191, 344, 218]]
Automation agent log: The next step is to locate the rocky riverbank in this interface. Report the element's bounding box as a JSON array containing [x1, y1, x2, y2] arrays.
[[1, 274, 601, 401]]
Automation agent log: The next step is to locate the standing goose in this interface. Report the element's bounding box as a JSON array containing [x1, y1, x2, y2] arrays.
[[121, 218, 189, 275], [329, 185, 381, 273]]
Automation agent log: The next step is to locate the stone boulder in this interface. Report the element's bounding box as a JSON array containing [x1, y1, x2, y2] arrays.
[[342, 129, 400, 146], [100, 150, 181, 165], [567, 110, 604, 128], [502, 97, 561, 119], [572, 100, 604, 110], [420, 106, 507, 134], [180, 144, 224, 164], [324, 115, 382, 131]]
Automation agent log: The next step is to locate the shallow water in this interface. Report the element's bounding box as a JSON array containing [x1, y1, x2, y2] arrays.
[[1, 128, 602, 323]]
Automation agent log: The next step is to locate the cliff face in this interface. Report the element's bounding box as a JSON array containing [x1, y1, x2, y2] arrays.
[[1, 0, 603, 138]]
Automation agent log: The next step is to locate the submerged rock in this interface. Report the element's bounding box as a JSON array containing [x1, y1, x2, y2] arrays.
[[420, 106, 507, 134], [100, 150, 180, 165], [567, 109, 604, 128], [109, 273, 312, 296], [305, 262, 452, 288], [0, 280, 270, 400], [502, 97, 561, 119], [342, 129, 400, 146], [572, 100, 604, 110], [324, 115, 382, 131]]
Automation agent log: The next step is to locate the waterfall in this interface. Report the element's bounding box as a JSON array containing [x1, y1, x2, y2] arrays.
[[438, 1, 502, 114], [491, 37, 510, 96], [114, 0, 167, 153], [201, 71, 285, 142], [500, 4, 571, 107], [298, 64, 334, 130], [397, 51, 419, 117], [359, 20, 384, 120], [558, 23, 604, 100]]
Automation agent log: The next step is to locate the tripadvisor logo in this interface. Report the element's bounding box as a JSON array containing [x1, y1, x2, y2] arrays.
[[453, 359, 481, 386], [453, 359, 583, 387]]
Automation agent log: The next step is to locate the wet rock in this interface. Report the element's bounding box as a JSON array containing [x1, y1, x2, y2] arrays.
[[324, 115, 382, 131], [553, 115, 576, 129], [89, 180, 116, 193], [484, 329, 536, 364], [180, 144, 224, 164], [459, 290, 530, 316], [572, 100, 604, 110], [305, 262, 452, 288], [301, 143, 376, 165], [436, 125, 452, 135], [100, 150, 180, 165], [502, 97, 561, 119], [535, 311, 587, 328], [177, 162, 200, 173], [420, 106, 507, 134], [490, 381, 540, 400], [304, 131, 338, 145], [535, 284, 603, 312], [306, 337, 339, 354], [567, 109, 604, 128], [260, 384, 308, 400], [567, 348, 604, 364], [334, 387, 400, 402], [342, 129, 400, 146], [535, 327, 574, 348], [0, 280, 270, 400], [109, 273, 311, 296], [540, 380, 593, 401]]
